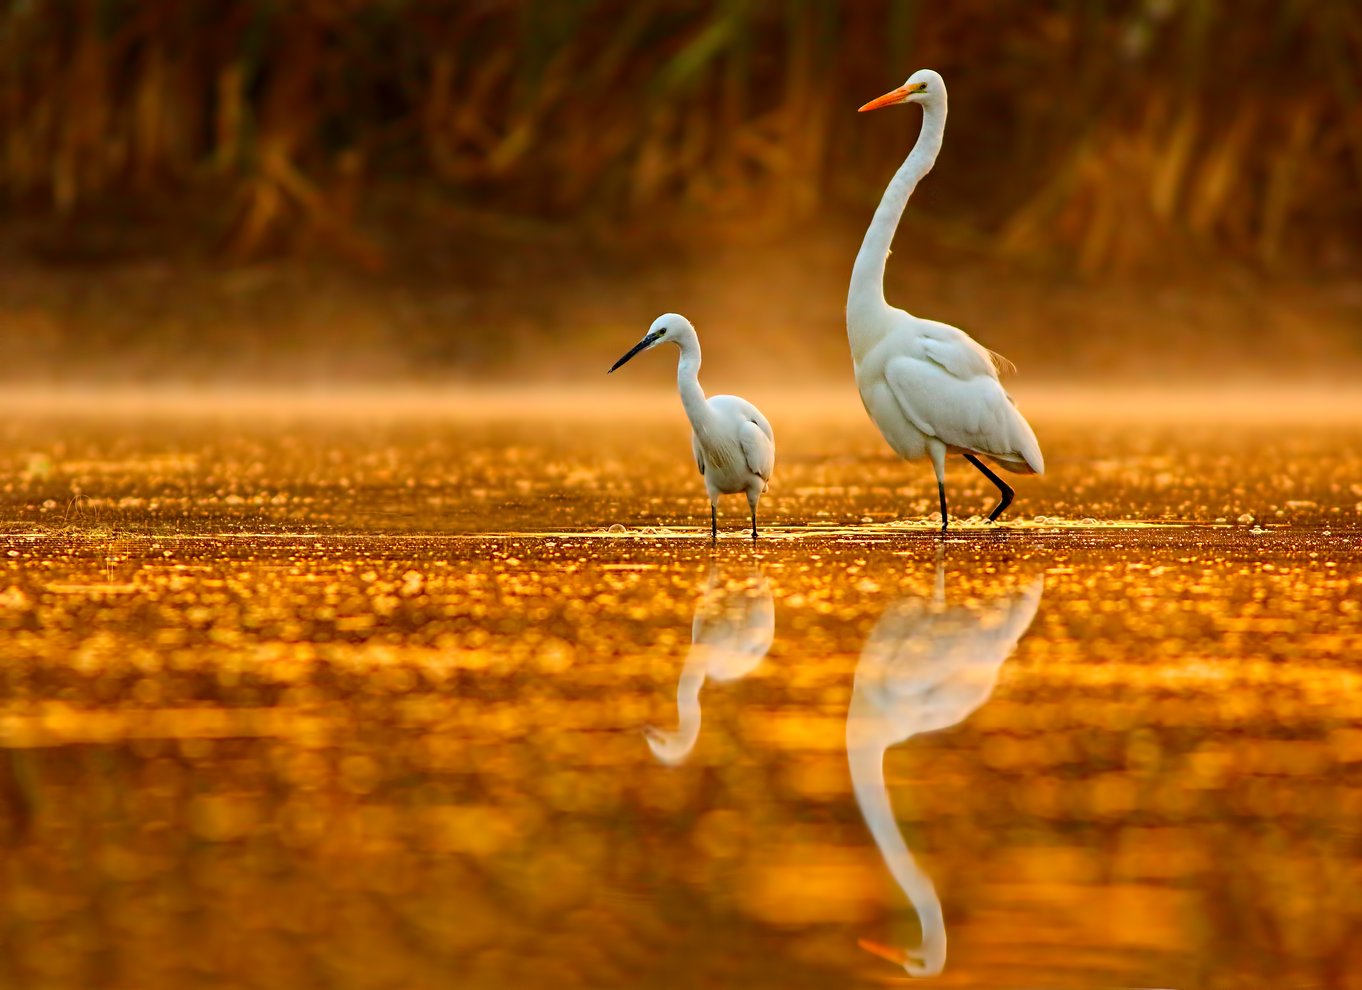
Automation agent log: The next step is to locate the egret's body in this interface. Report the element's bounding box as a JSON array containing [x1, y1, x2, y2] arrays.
[[610, 314, 775, 539], [645, 563, 773, 765], [851, 70, 1044, 531], [848, 559, 1044, 977]]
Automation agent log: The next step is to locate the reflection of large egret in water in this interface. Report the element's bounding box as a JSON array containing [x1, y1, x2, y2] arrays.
[[645, 562, 774, 766], [847, 559, 1044, 977]]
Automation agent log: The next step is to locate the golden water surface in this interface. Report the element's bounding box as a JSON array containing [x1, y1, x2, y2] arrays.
[[0, 389, 1359, 989]]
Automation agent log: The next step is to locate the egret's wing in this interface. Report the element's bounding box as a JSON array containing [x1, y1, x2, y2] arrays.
[[691, 432, 705, 476], [917, 320, 1006, 381], [746, 405, 774, 446], [704, 394, 776, 483], [883, 355, 1023, 461], [856, 576, 1043, 739], [709, 394, 774, 445], [738, 420, 774, 484]]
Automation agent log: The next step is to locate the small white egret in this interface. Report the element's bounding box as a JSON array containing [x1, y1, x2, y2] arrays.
[[610, 314, 775, 539], [848, 557, 1044, 977], [850, 69, 1044, 532], [644, 562, 774, 766]]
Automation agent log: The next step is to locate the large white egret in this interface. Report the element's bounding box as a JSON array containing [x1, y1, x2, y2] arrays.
[[848, 557, 1044, 977], [644, 562, 774, 766], [850, 69, 1044, 532], [610, 314, 775, 539]]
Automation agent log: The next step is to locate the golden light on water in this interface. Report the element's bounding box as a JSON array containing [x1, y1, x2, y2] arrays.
[[0, 391, 1359, 987]]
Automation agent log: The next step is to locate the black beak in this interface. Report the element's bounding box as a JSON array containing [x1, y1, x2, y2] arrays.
[[609, 331, 664, 373]]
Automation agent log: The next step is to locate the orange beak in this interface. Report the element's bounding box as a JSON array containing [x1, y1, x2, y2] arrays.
[[857, 938, 908, 965], [858, 86, 910, 112]]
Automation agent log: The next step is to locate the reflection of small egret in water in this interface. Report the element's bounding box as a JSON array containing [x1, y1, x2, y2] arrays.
[[609, 314, 775, 540], [847, 558, 1043, 977], [645, 561, 774, 765]]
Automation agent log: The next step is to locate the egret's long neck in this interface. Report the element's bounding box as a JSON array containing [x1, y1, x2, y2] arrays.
[[847, 713, 946, 947], [672, 647, 706, 745], [646, 647, 706, 764], [675, 336, 711, 434], [847, 99, 947, 353]]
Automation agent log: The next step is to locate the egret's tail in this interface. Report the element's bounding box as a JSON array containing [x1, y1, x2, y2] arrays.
[[1000, 401, 1044, 475]]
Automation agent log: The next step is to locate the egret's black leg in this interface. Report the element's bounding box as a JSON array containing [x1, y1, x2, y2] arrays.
[[711, 505, 718, 541], [750, 505, 758, 541], [937, 482, 949, 534], [963, 453, 1015, 522]]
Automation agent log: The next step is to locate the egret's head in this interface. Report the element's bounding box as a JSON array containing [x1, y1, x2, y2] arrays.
[[858, 936, 946, 979], [608, 313, 695, 373], [858, 68, 944, 113], [643, 723, 699, 766]]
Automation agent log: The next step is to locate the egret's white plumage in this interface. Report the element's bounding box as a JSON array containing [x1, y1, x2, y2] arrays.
[[847, 558, 1044, 977], [645, 563, 773, 765], [610, 314, 775, 539], [851, 69, 1044, 531]]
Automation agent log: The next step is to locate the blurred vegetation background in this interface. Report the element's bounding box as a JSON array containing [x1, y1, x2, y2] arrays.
[[1, 0, 1359, 384]]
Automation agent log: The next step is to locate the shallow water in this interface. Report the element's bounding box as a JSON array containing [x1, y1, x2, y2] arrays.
[[1, 391, 1360, 989]]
